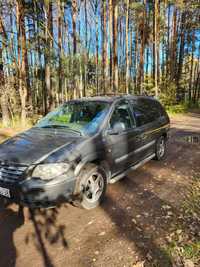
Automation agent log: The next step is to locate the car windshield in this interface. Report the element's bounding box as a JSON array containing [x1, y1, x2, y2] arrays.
[[35, 101, 109, 136]]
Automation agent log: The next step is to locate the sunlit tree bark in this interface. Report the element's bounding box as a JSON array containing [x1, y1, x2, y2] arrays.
[[113, 0, 118, 93], [101, 0, 108, 94], [125, 0, 130, 94], [16, 0, 28, 125], [109, 0, 113, 92], [0, 12, 10, 126], [154, 0, 158, 97]]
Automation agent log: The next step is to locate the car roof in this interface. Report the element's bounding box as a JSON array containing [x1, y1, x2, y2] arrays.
[[66, 95, 156, 103]]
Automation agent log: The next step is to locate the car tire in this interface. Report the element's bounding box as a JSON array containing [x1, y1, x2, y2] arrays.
[[77, 163, 107, 210], [155, 136, 167, 160]]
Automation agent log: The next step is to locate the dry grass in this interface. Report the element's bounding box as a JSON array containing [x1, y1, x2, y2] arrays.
[[165, 173, 200, 266]]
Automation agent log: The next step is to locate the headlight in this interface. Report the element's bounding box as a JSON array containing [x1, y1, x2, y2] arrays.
[[31, 163, 70, 180]]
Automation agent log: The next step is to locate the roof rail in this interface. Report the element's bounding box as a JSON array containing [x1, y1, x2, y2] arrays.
[[91, 93, 132, 97]]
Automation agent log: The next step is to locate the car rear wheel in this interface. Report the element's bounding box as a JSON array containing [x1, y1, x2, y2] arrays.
[[78, 164, 107, 209], [155, 136, 166, 160]]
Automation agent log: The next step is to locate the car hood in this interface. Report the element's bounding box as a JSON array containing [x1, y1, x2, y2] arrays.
[[0, 128, 82, 165]]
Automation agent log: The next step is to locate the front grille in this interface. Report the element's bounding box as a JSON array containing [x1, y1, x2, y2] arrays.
[[0, 164, 27, 183]]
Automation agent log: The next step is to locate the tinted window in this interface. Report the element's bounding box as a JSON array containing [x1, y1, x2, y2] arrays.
[[138, 99, 160, 122], [154, 101, 167, 117], [110, 102, 134, 130], [132, 106, 149, 126], [130, 98, 162, 126]]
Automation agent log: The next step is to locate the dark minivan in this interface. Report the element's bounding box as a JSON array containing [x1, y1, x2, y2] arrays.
[[0, 95, 170, 209]]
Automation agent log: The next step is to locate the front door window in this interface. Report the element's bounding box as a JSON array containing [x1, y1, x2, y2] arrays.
[[110, 103, 134, 130]]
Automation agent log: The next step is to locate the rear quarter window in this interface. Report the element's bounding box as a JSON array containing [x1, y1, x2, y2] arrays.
[[130, 98, 167, 126], [140, 99, 161, 121]]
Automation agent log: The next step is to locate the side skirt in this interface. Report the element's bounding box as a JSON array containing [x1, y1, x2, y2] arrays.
[[109, 153, 155, 184]]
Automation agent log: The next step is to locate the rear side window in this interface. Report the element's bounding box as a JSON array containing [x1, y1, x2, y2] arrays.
[[139, 99, 160, 121], [130, 98, 165, 126]]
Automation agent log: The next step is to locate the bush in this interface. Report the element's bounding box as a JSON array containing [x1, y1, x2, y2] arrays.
[[159, 80, 177, 106], [165, 100, 200, 114], [166, 103, 188, 114]]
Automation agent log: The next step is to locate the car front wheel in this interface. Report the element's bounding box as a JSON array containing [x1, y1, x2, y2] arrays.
[[78, 164, 107, 209]]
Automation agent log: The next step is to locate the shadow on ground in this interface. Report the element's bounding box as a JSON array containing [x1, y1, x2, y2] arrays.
[[0, 202, 68, 267], [26, 206, 68, 267], [0, 204, 24, 267]]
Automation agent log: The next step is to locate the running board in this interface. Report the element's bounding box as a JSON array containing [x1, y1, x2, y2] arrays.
[[109, 153, 155, 184]]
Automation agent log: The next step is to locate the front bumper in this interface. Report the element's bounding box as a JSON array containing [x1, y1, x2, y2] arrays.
[[0, 175, 76, 208]]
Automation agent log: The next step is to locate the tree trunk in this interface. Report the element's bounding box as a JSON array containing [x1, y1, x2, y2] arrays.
[[48, 1, 54, 109], [176, 11, 186, 95], [84, 0, 87, 97], [157, 2, 160, 84], [102, 0, 107, 94], [170, 6, 177, 80], [109, 0, 113, 92], [58, 0, 63, 102], [113, 0, 118, 93], [0, 14, 10, 126], [166, 3, 170, 75], [192, 61, 199, 103], [125, 0, 130, 94], [95, 1, 99, 95], [154, 0, 158, 97], [139, 0, 146, 95], [16, 0, 28, 125], [72, 0, 77, 98], [0, 52, 10, 126], [72, 0, 77, 55], [146, 47, 149, 82], [129, 25, 133, 89], [134, 27, 138, 92], [189, 31, 195, 102], [43, 1, 53, 113], [0, 93, 10, 127]]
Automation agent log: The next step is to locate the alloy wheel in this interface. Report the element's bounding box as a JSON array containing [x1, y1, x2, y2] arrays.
[[83, 173, 104, 203]]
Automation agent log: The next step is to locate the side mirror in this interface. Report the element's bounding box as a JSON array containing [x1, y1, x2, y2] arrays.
[[107, 122, 126, 135]]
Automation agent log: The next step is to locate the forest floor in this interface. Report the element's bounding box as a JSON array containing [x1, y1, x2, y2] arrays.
[[0, 113, 200, 267]]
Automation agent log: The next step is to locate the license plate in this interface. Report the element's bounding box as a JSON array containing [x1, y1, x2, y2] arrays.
[[0, 186, 10, 198]]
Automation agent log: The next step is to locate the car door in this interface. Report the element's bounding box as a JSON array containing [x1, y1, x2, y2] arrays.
[[130, 99, 158, 159], [104, 100, 143, 176]]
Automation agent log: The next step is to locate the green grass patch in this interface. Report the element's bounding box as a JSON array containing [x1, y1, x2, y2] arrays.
[[182, 242, 200, 261], [165, 241, 200, 266]]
